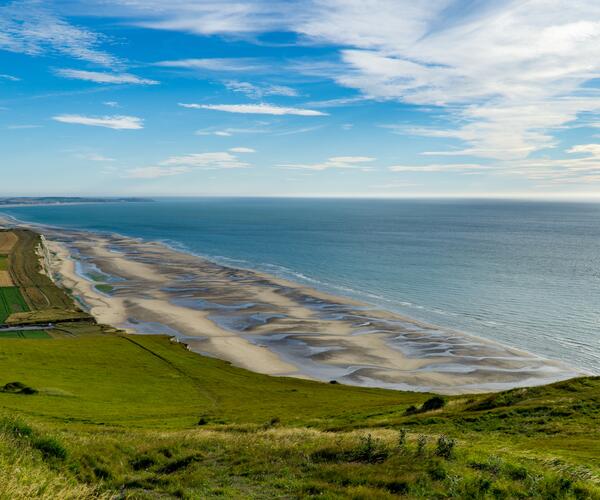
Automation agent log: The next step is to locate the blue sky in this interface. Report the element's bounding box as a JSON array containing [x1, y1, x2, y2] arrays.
[[1, 0, 600, 198]]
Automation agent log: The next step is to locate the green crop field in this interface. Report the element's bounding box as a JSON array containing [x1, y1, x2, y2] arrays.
[[0, 228, 597, 499], [0, 287, 29, 323]]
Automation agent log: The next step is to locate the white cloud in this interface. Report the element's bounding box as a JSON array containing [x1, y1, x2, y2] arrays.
[[224, 80, 298, 98], [180, 103, 327, 116], [124, 151, 250, 179], [0, 73, 19, 81], [6, 124, 41, 129], [229, 147, 256, 153], [280, 156, 375, 171], [73, 152, 115, 162], [56, 69, 158, 85], [389, 163, 487, 173], [370, 182, 419, 189], [52, 114, 143, 130], [124, 166, 190, 179], [195, 126, 268, 137], [103, 101, 119, 108], [0, 0, 118, 66], [155, 58, 263, 72], [162, 152, 249, 169]]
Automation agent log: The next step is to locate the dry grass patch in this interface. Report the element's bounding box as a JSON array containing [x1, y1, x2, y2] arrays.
[[0, 232, 17, 253], [0, 272, 13, 286]]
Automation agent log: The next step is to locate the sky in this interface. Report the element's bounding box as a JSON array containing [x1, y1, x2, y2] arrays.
[[1, 0, 600, 198]]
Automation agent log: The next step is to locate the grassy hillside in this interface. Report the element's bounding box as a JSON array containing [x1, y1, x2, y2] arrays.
[[0, 228, 597, 498]]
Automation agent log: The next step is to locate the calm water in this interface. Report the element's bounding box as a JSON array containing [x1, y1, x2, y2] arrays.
[[2, 198, 599, 374]]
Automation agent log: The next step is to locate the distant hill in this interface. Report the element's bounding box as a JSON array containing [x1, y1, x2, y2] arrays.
[[0, 197, 154, 206]]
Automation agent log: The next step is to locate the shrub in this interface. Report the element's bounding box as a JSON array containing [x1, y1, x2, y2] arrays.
[[416, 435, 428, 456], [421, 396, 446, 412], [353, 434, 389, 463], [397, 428, 407, 449], [434, 435, 455, 460], [32, 436, 68, 460], [1, 417, 33, 438], [1, 381, 37, 395], [428, 462, 447, 480], [130, 455, 156, 471], [405, 405, 418, 415]]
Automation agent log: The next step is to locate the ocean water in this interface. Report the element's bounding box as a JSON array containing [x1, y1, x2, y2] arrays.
[[2, 198, 599, 374]]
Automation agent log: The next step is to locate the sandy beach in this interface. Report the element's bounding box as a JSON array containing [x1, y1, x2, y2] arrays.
[[1, 216, 581, 393]]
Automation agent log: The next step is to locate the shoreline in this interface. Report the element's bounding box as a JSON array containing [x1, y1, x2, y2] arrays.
[[0, 213, 584, 394]]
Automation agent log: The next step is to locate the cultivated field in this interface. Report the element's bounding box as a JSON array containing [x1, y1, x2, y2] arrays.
[[0, 287, 28, 323], [0, 271, 13, 287], [0, 231, 17, 253]]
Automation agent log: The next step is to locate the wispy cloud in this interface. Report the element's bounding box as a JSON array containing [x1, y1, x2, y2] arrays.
[[229, 147, 256, 153], [155, 58, 263, 72], [180, 103, 327, 116], [52, 114, 143, 130], [124, 166, 189, 179], [56, 69, 158, 85], [370, 182, 420, 189], [124, 151, 250, 179], [224, 80, 298, 99], [195, 126, 268, 137], [0, 0, 118, 66], [0, 73, 20, 81], [6, 124, 41, 129], [389, 163, 487, 173], [73, 152, 115, 162], [280, 156, 376, 171], [97, 1, 600, 166]]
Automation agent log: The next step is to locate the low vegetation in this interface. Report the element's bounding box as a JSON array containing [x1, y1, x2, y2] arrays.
[[0, 228, 597, 498]]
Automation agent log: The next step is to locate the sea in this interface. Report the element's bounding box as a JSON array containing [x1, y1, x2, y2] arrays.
[[2, 198, 599, 375]]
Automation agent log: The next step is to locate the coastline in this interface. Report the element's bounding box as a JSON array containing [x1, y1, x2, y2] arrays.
[[0, 214, 583, 394]]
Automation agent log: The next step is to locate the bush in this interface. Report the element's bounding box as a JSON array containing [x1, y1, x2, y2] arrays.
[[32, 436, 67, 460], [1, 417, 33, 438], [405, 405, 418, 415], [1, 381, 37, 395], [421, 396, 446, 412], [353, 434, 389, 463], [434, 435, 455, 460], [397, 428, 407, 449], [130, 455, 156, 471], [416, 435, 428, 456]]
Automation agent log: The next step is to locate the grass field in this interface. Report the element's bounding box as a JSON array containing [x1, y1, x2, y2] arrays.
[[0, 333, 597, 498], [0, 255, 8, 271], [0, 330, 50, 339], [0, 228, 597, 498], [0, 287, 29, 323]]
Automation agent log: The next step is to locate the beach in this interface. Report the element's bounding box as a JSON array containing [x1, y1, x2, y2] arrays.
[[0, 214, 581, 394]]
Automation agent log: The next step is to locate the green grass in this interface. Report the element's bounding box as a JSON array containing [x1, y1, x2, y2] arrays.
[[0, 287, 29, 323], [0, 334, 419, 428], [93, 284, 114, 294], [0, 332, 597, 498], [0, 330, 50, 339], [0, 255, 8, 271]]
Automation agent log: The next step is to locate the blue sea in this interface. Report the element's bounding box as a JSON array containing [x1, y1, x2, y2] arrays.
[[2, 198, 599, 374]]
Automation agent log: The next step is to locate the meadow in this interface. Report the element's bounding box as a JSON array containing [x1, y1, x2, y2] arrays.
[[0, 228, 597, 498]]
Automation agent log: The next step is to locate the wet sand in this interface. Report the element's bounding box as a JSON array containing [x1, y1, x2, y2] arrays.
[[1, 217, 582, 393]]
